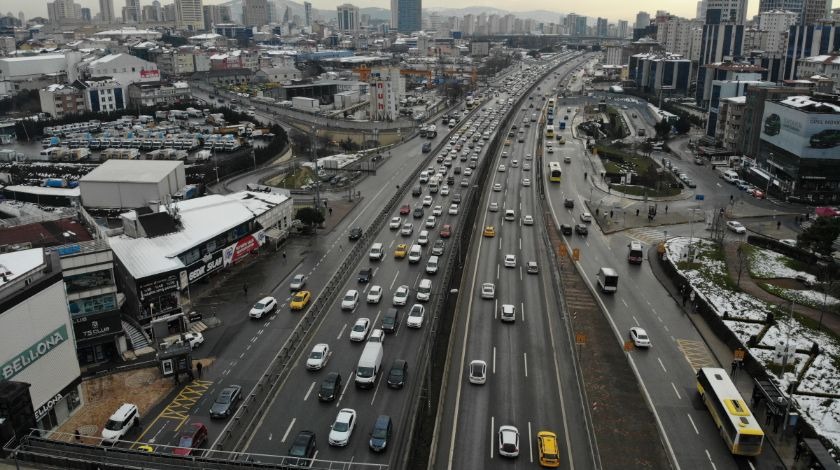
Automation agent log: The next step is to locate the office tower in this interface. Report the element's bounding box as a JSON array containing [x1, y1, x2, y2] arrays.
[[124, 0, 140, 22], [47, 0, 82, 23], [704, 0, 748, 24], [390, 0, 398, 29], [596, 17, 608, 37], [802, 0, 829, 24], [758, 0, 804, 16], [337, 4, 360, 32], [81, 7, 91, 20], [396, 0, 421, 33], [242, 0, 268, 28], [175, 0, 204, 31], [617, 19, 628, 38], [203, 4, 230, 28], [635, 11, 651, 29], [99, 0, 115, 22], [304, 2, 312, 26]]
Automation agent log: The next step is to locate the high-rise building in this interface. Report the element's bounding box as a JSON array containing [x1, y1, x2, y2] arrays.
[[802, 0, 830, 24], [784, 24, 840, 79], [337, 4, 360, 32], [99, 0, 115, 22], [175, 0, 204, 31], [618, 20, 629, 38], [758, 0, 804, 20], [143, 1, 163, 22], [396, 0, 421, 33], [759, 9, 799, 31], [390, 0, 398, 29], [596, 17, 608, 37], [47, 0, 82, 23], [81, 7, 91, 21], [203, 4, 230, 28], [304, 2, 312, 27], [704, 0, 748, 24], [635, 11, 651, 29], [124, 0, 140, 22], [242, 0, 268, 28], [17, 11, 24, 23], [697, 0, 707, 20]]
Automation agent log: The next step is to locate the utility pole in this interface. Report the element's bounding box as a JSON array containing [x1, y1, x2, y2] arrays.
[[311, 125, 321, 211]]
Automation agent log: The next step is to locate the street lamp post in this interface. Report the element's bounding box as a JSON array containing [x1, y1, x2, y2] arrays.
[[311, 125, 321, 211]]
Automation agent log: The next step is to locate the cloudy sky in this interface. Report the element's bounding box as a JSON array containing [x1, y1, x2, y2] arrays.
[[17, 0, 757, 25]]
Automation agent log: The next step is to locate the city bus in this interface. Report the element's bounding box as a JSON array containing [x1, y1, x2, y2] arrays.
[[548, 161, 562, 182], [696, 367, 765, 456], [545, 125, 555, 138]]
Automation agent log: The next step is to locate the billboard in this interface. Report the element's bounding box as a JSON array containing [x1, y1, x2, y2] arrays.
[[760, 101, 840, 159]]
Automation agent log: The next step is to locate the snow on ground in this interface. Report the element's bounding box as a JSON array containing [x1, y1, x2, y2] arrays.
[[767, 286, 840, 308], [666, 237, 840, 450], [748, 246, 816, 282]]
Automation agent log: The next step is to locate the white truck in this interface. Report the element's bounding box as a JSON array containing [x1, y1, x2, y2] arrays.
[[597, 267, 619, 293], [355, 342, 383, 389]]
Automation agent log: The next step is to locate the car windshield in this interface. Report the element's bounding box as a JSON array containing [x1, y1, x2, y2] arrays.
[[357, 366, 374, 378], [294, 276, 303, 282], [294, 293, 306, 300], [410, 309, 422, 317], [333, 420, 349, 432], [471, 364, 484, 376], [344, 294, 355, 301], [104, 419, 124, 431], [390, 369, 404, 379], [178, 436, 194, 448], [372, 426, 388, 439], [353, 323, 365, 332], [254, 302, 266, 309], [638, 333, 649, 340], [310, 350, 323, 359], [321, 380, 335, 391], [216, 392, 231, 404], [289, 440, 308, 456]]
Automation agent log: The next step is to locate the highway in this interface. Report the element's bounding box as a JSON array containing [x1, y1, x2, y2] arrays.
[[434, 54, 598, 470]]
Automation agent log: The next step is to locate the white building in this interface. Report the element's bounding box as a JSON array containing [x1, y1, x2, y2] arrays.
[[759, 9, 799, 31], [656, 17, 703, 60], [796, 54, 840, 92], [337, 3, 360, 32], [93, 28, 162, 41], [80, 160, 187, 210], [0, 248, 83, 431], [87, 53, 160, 86], [78, 79, 127, 113], [0, 54, 71, 82], [369, 67, 401, 121], [175, 0, 204, 31]]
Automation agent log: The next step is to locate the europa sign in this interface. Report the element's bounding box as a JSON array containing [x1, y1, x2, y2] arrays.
[[139, 69, 160, 79], [2, 325, 69, 381]]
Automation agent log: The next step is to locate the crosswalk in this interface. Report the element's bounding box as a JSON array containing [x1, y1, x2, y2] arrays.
[[625, 227, 668, 245]]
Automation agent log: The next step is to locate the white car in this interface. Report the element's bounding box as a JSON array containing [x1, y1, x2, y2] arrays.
[[460, 178, 469, 187], [417, 230, 429, 245], [401, 223, 414, 236], [580, 212, 592, 222], [522, 178, 531, 187], [289, 274, 306, 291], [249, 296, 277, 319], [469, 360, 487, 384], [481, 282, 495, 299], [523, 163, 531, 171], [464, 168, 473, 176], [432, 205, 443, 216], [407, 304, 425, 328], [393, 285, 410, 306], [341, 290, 359, 310], [425, 216, 437, 228], [367, 285, 383, 304], [500, 304, 516, 322], [629, 327, 651, 348], [493, 183, 503, 192], [368, 328, 385, 344], [449, 204, 459, 215], [306, 343, 330, 370], [389, 217, 401, 230], [525, 153, 532, 160], [489, 202, 499, 212], [328, 408, 356, 447], [181, 332, 204, 349], [422, 196, 433, 207], [504, 254, 516, 268], [498, 425, 520, 458], [727, 221, 747, 234], [349, 318, 371, 342], [440, 185, 450, 195], [511, 160, 519, 167], [498, 164, 506, 172], [523, 215, 534, 225]]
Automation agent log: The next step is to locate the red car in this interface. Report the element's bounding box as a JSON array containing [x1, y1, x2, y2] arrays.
[[173, 422, 208, 456], [440, 224, 452, 238], [751, 189, 765, 199], [400, 204, 411, 215]]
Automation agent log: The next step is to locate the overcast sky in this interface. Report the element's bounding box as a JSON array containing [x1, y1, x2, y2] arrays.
[[17, 0, 758, 27]]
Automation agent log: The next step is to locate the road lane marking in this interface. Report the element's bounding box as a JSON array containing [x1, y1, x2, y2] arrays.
[[336, 372, 354, 407], [496, 264, 500, 279], [632, 315, 639, 326], [528, 421, 534, 462], [658, 357, 667, 372], [281, 418, 296, 443], [523, 353, 528, 378], [337, 323, 347, 340], [390, 270, 400, 290], [493, 347, 497, 374], [490, 416, 495, 459], [303, 381, 315, 401], [705, 449, 717, 470], [671, 382, 682, 400], [621, 298, 628, 308], [520, 301, 525, 323]]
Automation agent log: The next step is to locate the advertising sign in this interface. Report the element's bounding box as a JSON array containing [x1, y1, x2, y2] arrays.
[[73, 312, 122, 342], [185, 250, 224, 284], [138, 274, 179, 301], [2, 325, 69, 381], [760, 101, 840, 159], [223, 230, 265, 265]]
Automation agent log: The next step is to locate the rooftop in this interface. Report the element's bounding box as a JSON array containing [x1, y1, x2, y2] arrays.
[[0, 217, 92, 249], [0, 248, 44, 288], [778, 95, 840, 113], [800, 54, 840, 65], [0, 53, 65, 62], [705, 61, 766, 72], [81, 160, 183, 184]]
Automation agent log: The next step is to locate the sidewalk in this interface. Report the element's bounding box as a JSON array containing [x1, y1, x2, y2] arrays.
[[647, 246, 796, 467], [721, 240, 840, 337]]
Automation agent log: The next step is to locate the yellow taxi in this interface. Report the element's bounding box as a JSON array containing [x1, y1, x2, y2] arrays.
[[537, 431, 560, 467], [394, 243, 408, 258], [483, 226, 496, 237], [290, 290, 311, 310]]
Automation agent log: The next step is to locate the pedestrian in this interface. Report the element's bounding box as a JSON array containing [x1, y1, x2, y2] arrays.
[[609, 210, 614, 218], [74, 429, 81, 442], [636, 208, 640, 217], [665, 205, 669, 214], [795, 440, 805, 461], [282, 250, 287, 260], [329, 207, 333, 216], [243, 282, 248, 295], [731, 360, 738, 376], [777, 220, 781, 230], [196, 361, 203, 379]]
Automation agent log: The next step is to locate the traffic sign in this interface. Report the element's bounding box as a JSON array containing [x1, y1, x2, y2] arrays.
[[559, 244, 568, 257], [572, 248, 580, 261], [575, 332, 587, 345], [695, 194, 705, 200], [734, 348, 746, 361]]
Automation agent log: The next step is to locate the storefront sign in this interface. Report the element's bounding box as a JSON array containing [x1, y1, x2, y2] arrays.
[[185, 250, 224, 284], [139, 274, 179, 301], [73, 313, 122, 341], [35, 392, 63, 421], [223, 232, 264, 265], [2, 325, 69, 381]]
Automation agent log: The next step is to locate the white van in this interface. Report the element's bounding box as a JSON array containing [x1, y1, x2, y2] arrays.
[[101, 403, 140, 444], [369, 243, 384, 261], [416, 278, 432, 301], [408, 244, 422, 263], [597, 267, 619, 293], [505, 209, 515, 221], [419, 171, 429, 184], [417, 230, 429, 245], [722, 170, 739, 183], [426, 255, 439, 274], [355, 342, 383, 389]]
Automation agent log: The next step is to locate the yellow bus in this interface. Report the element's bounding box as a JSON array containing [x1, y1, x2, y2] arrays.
[[548, 161, 562, 182], [545, 125, 555, 138], [696, 367, 765, 456]]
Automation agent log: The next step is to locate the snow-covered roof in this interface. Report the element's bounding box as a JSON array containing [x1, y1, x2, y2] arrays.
[[108, 191, 288, 279], [190, 33, 222, 40], [88, 53, 123, 66], [800, 54, 840, 65], [81, 160, 182, 184], [0, 248, 44, 287], [722, 96, 747, 104], [0, 53, 65, 63], [779, 95, 840, 113], [94, 29, 160, 37], [4, 185, 80, 197]]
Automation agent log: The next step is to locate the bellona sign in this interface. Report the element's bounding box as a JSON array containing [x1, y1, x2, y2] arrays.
[[2, 325, 69, 381]]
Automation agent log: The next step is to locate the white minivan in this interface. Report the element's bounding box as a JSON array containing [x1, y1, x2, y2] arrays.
[[426, 255, 439, 274], [722, 170, 739, 183], [369, 243, 384, 261], [416, 278, 432, 301], [408, 244, 422, 263]]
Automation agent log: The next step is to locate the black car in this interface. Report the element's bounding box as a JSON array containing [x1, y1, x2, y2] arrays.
[[413, 207, 425, 219], [560, 224, 573, 235], [209, 384, 242, 419], [348, 227, 363, 240], [422, 142, 432, 153], [369, 415, 393, 453], [318, 372, 342, 401], [382, 308, 399, 333], [447, 176, 455, 185], [286, 430, 316, 467], [358, 268, 372, 283], [564, 198, 575, 208], [575, 224, 588, 236], [387, 359, 408, 389]]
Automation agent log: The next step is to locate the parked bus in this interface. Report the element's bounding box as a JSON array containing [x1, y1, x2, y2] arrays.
[[548, 161, 562, 182], [696, 367, 765, 456], [545, 125, 555, 138]]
